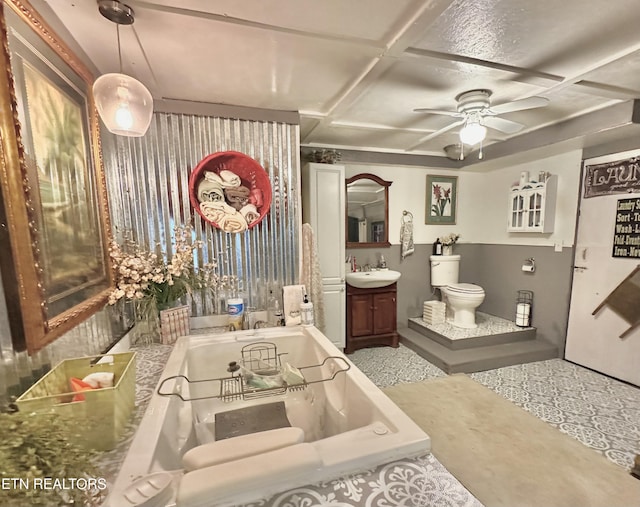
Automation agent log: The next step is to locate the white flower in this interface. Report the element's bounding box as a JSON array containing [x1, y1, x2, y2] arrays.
[[440, 233, 460, 246]]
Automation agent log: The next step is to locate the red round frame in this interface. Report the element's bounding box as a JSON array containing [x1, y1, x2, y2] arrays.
[[189, 151, 272, 231]]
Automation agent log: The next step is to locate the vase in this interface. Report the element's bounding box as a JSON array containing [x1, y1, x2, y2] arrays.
[[443, 245, 453, 255], [132, 298, 162, 346]]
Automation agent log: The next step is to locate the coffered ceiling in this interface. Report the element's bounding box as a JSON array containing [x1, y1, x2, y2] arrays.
[[36, 0, 640, 161]]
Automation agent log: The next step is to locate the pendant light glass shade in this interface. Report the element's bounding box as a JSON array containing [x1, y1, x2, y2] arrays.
[[93, 73, 153, 137], [459, 120, 487, 145]]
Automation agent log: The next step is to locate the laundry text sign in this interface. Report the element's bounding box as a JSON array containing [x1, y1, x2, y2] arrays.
[[612, 197, 640, 258], [584, 157, 640, 198]]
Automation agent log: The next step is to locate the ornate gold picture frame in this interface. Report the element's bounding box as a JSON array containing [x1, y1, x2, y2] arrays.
[[0, 0, 113, 353]]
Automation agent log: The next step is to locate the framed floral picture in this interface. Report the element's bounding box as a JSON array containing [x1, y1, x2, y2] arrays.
[[426, 175, 457, 225]]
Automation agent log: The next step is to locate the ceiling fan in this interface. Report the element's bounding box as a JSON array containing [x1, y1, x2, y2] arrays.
[[413, 89, 549, 154]]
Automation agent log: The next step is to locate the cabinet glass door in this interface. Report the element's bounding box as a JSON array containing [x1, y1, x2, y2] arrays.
[[511, 194, 524, 228], [528, 191, 543, 228]]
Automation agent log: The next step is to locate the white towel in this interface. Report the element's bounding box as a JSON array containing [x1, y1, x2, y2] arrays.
[[283, 284, 306, 326], [400, 214, 414, 259], [301, 224, 325, 333]]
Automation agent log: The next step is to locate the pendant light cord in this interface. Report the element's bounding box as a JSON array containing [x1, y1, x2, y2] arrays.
[[117, 24, 123, 73]]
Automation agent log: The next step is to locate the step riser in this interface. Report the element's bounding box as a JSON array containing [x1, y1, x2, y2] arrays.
[[399, 327, 558, 374]]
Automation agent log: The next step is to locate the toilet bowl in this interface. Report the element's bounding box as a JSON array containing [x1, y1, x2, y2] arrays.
[[442, 283, 485, 329]]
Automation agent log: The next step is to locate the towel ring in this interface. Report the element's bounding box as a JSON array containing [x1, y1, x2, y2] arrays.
[[402, 210, 413, 222]]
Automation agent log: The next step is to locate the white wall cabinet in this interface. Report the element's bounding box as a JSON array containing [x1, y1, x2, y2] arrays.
[[508, 175, 557, 233], [302, 163, 346, 349]]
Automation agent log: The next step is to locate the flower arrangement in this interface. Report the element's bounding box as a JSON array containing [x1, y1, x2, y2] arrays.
[[440, 233, 460, 246], [108, 227, 241, 342], [108, 227, 201, 313]]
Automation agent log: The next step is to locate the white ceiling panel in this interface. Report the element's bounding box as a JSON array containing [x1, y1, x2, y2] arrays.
[[36, 0, 640, 161], [132, 0, 420, 42], [412, 0, 640, 75]]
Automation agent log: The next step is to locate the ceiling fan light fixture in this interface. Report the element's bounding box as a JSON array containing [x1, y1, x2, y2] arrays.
[[93, 0, 153, 137], [443, 144, 463, 161], [459, 121, 487, 145]]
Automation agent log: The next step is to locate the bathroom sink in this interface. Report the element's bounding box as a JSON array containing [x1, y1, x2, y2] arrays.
[[346, 270, 401, 289]]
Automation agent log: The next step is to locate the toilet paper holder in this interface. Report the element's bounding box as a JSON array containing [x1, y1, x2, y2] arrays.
[[522, 258, 535, 273]]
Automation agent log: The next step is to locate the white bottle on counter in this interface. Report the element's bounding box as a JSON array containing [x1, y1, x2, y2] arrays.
[[300, 294, 314, 327]]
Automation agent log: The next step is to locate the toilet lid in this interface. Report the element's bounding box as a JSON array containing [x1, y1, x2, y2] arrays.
[[447, 283, 484, 294]]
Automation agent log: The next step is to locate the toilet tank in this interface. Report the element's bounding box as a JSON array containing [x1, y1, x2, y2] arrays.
[[430, 254, 460, 287]]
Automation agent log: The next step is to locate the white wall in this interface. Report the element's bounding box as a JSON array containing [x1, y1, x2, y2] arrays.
[[459, 149, 583, 247], [345, 148, 582, 247]]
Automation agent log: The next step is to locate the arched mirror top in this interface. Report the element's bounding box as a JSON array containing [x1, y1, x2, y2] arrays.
[[346, 173, 392, 248]]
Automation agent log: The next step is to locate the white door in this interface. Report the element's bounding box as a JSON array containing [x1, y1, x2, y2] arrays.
[[565, 150, 640, 387]]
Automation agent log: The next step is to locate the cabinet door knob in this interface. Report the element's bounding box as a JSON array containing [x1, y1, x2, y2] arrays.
[[392, 298, 396, 303]]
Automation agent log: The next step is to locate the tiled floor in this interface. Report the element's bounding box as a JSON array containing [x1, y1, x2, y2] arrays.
[[409, 311, 532, 341], [348, 344, 640, 471]]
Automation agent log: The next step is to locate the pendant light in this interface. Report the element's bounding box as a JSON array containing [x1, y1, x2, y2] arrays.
[[92, 0, 153, 137]]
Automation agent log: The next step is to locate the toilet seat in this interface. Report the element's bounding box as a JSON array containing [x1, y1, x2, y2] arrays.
[[446, 283, 484, 295]]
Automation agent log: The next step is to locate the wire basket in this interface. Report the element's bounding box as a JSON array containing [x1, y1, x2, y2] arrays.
[[16, 352, 136, 451]]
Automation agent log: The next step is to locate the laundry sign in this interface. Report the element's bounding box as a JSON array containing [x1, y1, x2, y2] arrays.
[[612, 197, 640, 258], [584, 156, 640, 198]]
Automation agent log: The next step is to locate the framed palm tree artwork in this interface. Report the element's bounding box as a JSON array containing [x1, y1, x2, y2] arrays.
[[426, 175, 457, 225], [0, 0, 114, 353]]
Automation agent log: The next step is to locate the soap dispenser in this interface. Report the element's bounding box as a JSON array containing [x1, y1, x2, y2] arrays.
[[433, 237, 442, 255], [300, 294, 314, 327]]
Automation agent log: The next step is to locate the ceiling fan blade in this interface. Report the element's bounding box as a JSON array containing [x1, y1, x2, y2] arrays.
[[483, 116, 525, 134], [406, 119, 465, 151], [488, 96, 549, 115], [413, 108, 463, 117]]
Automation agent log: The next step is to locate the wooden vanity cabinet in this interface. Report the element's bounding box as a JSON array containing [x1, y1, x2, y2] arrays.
[[346, 282, 399, 354]]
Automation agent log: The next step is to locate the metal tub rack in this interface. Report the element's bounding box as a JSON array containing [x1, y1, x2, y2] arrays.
[[157, 342, 351, 403]]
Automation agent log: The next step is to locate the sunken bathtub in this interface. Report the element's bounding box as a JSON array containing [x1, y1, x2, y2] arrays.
[[108, 326, 430, 507]]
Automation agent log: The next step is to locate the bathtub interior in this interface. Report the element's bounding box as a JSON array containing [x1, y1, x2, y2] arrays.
[[149, 330, 395, 470]]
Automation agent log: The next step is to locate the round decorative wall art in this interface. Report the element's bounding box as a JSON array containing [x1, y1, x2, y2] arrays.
[[189, 151, 272, 233]]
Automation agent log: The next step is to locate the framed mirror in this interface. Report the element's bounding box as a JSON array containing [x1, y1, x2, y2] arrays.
[[0, 0, 114, 353], [346, 173, 391, 248]]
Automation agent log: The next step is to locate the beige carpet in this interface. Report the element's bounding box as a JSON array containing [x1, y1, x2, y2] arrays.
[[383, 374, 640, 507]]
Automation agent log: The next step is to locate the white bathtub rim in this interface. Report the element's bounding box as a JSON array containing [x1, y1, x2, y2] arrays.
[[108, 326, 431, 507]]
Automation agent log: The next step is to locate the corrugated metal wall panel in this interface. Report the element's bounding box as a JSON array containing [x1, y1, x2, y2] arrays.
[[101, 112, 301, 314]]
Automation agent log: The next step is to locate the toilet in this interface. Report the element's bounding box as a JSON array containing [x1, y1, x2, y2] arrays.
[[429, 254, 485, 329]]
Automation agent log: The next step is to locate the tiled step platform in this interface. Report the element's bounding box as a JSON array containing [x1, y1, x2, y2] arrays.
[[399, 312, 558, 374]]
